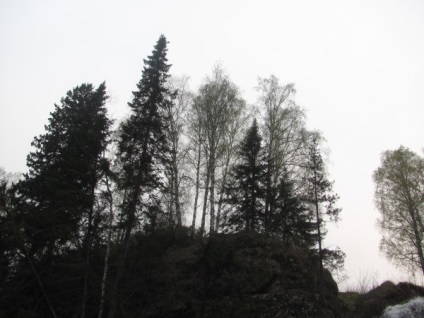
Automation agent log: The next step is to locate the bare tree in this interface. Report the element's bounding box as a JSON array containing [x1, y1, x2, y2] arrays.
[[164, 75, 191, 226], [256, 75, 308, 233], [194, 65, 246, 235], [186, 92, 206, 236], [215, 99, 249, 231]]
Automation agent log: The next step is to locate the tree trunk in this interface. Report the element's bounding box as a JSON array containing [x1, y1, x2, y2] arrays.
[[408, 205, 424, 275], [98, 173, 114, 318], [168, 170, 175, 225], [209, 154, 216, 235], [173, 157, 182, 226], [107, 208, 134, 318], [25, 248, 57, 318], [191, 142, 202, 237], [109, 134, 148, 318], [200, 160, 210, 237], [81, 176, 97, 318], [215, 155, 231, 231], [313, 159, 324, 299], [264, 155, 272, 234]]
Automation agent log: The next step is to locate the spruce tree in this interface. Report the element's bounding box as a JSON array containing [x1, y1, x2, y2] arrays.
[[271, 171, 315, 249], [108, 35, 173, 318], [12, 83, 111, 317], [304, 134, 341, 297], [16, 82, 110, 259], [225, 119, 266, 232]]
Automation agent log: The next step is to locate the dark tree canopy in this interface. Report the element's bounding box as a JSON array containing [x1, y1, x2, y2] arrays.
[[15, 83, 111, 258], [225, 119, 267, 232], [117, 34, 173, 229], [271, 171, 316, 249], [109, 34, 174, 318]]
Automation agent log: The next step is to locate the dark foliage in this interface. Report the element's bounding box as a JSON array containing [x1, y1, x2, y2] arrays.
[[224, 119, 267, 232], [109, 34, 174, 318], [271, 172, 316, 249], [117, 34, 173, 233], [14, 83, 111, 259]]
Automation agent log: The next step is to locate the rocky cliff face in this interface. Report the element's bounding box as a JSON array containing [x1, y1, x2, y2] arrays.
[[123, 230, 349, 317]]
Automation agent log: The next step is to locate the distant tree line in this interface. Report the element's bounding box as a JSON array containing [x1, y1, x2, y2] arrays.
[[0, 35, 342, 317]]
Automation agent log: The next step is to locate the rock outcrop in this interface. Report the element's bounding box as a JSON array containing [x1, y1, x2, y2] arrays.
[[126, 230, 349, 317]]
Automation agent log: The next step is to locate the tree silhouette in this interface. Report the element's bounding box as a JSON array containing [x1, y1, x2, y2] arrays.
[[225, 119, 266, 232], [109, 34, 173, 318]]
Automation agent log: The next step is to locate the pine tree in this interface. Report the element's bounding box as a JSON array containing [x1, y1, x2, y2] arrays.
[[225, 119, 266, 232], [108, 35, 173, 318]]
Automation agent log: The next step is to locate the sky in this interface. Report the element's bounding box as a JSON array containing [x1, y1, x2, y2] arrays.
[[1, 0, 424, 290]]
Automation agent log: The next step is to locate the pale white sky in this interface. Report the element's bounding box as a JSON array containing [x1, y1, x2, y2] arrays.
[[1, 0, 424, 289]]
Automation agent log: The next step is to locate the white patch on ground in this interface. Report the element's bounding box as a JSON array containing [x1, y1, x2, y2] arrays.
[[381, 297, 424, 318]]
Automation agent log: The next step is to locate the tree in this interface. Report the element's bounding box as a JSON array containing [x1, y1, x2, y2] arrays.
[[194, 65, 245, 235], [187, 88, 205, 237], [13, 83, 111, 317], [374, 146, 424, 275], [224, 119, 266, 232], [163, 75, 191, 226], [0, 168, 21, 286], [271, 170, 315, 249], [109, 34, 173, 318], [16, 82, 111, 258], [304, 134, 341, 296], [256, 75, 308, 234], [214, 93, 248, 232]]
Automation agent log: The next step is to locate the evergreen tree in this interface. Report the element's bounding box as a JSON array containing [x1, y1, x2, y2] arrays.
[[225, 119, 266, 232], [304, 134, 341, 297], [0, 168, 21, 287], [271, 171, 315, 249], [12, 83, 111, 317], [109, 35, 173, 318], [15, 82, 110, 259]]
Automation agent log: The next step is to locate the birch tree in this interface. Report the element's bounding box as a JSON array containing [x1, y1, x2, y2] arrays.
[[164, 75, 191, 226], [256, 75, 308, 233], [194, 65, 245, 235], [187, 92, 206, 236], [374, 146, 424, 275]]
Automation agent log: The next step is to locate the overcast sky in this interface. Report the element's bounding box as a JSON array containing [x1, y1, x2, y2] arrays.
[[1, 0, 424, 289]]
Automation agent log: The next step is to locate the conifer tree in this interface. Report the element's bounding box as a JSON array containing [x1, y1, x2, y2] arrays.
[[109, 35, 173, 318], [304, 134, 341, 297], [13, 83, 111, 317], [16, 83, 110, 259], [225, 119, 266, 232], [271, 171, 315, 249]]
